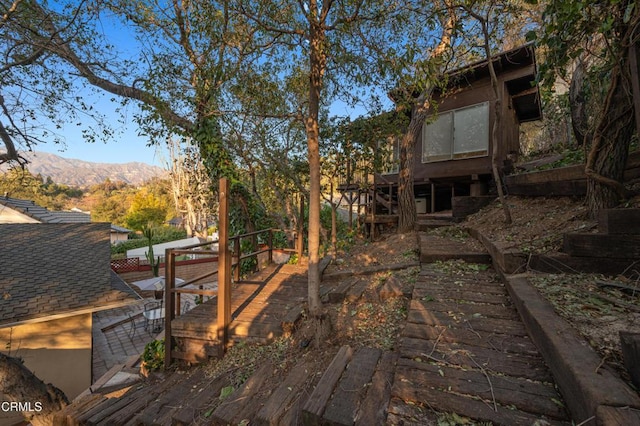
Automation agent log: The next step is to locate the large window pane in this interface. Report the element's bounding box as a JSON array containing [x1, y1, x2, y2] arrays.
[[422, 111, 453, 162], [453, 102, 489, 158]]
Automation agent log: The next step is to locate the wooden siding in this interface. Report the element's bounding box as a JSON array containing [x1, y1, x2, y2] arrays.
[[377, 60, 537, 187]]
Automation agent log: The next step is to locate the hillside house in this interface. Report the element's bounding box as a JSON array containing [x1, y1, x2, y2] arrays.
[[346, 44, 541, 217], [0, 223, 139, 425], [0, 195, 132, 244]]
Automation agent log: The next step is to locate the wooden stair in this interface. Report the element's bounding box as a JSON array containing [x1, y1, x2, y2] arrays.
[[563, 208, 640, 259], [531, 208, 640, 276], [419, 233, 491, 264], [416, 212, 455, 231], [302, 345, 396, 426], [210, 344, 396, 425]]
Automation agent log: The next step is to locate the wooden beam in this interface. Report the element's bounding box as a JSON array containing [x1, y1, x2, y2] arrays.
[[164, 249, 176, 370], [297, 194, 304, 258], [510, 86, 539, 99], [217, 178, 232, 356]]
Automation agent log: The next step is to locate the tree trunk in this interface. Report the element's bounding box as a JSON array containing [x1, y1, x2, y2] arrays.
[[306, 5, 326, 318], [330, 182, 338, 256], [0, 353, 69, 425], [570, 57, 593, 147], [397, 116, 420, 233], [475, 12, 512, 224], [396, 4, 455, 233], [585, 62, 634, 217]]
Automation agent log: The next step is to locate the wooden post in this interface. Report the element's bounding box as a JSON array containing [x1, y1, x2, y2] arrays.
[[217, 178, 232, 356], [297, 194, 304, 258], [163, 249, 176, 370], [357, 190, 362, 233], [431, 183, 436, 214], [268, 229, 273, 265], [371, 183, 377, 240]]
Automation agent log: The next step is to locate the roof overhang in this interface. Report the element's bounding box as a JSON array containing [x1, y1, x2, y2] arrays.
[[0, 299, 139, 329], [390, 43, 542, 122]]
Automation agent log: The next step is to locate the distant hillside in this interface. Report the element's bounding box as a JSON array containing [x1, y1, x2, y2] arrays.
[[2, 151, 167, 188]]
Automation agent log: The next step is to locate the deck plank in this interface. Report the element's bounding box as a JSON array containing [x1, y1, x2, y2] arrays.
[[169, 262, 310, 362], [390, 259, 569, 424], [322, 347, 382, 425]]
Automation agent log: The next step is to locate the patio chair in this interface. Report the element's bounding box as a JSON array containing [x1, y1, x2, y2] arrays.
[[127, 313, 146, 338], [181, 301, 191, 315], [143, 300, 164, 332]]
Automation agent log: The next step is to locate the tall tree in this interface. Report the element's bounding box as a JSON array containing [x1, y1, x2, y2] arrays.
[[536, 0, 639, 216], [232, 0, 415, 332], [167, 138, 215, 237], [0, 0, 118, 166], [1, 0, 258, 179], [393, 1, 457, 233], [460, 0, 536, 225]]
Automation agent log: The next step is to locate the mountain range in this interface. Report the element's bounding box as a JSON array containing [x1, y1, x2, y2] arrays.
[[2, 151, 167, 188]]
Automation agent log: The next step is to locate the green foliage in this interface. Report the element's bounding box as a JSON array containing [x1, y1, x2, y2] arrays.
[[237, 239, 258, 277], [124, 190, 170, 231], [537, 147, 586, 170], [141, 339, 165, 371], [229, 181, 275, 236], [197, 118, 238, 182], [0, 168, 84, 210], [534, 0, 635, 88]]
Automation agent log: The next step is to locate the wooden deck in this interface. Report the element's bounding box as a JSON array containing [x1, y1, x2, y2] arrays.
[[55, 231, 579, 425], [170, 263, 309, 363]]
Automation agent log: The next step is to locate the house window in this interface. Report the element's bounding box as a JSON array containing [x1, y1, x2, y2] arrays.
[[379, 135, 400, 175], [422, 101, 490, 163]]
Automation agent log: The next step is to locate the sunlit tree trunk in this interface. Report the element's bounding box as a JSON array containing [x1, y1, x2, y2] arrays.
[[306, 5, 326, 318], [467, 5, 512, 224]]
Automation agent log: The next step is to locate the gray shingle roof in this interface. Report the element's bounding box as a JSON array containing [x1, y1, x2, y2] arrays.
[[0, 196, 131, 234], [111, 224, 132, 233], [0, 223, 139, 326]]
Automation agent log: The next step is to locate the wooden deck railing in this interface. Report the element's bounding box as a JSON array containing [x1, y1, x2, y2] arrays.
[[163, 177, 304, 368]]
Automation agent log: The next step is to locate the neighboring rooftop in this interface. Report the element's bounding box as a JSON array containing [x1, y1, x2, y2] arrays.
[[0, 223, 139, 326], [0, 195, 132, 235], [0, 195, 90, 223]]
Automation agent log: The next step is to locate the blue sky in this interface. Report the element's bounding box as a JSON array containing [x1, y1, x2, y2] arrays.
[[36, 133, 167, 167], [34, 101, 168, 167], [31, 11, 167, 167]]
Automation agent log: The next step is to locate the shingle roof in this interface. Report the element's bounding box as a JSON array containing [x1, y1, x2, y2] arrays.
[[0, 195, 90, 223], [111, 224, 132, 233], [0, 196, 130, 234], [0, 223, 139, 326]]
